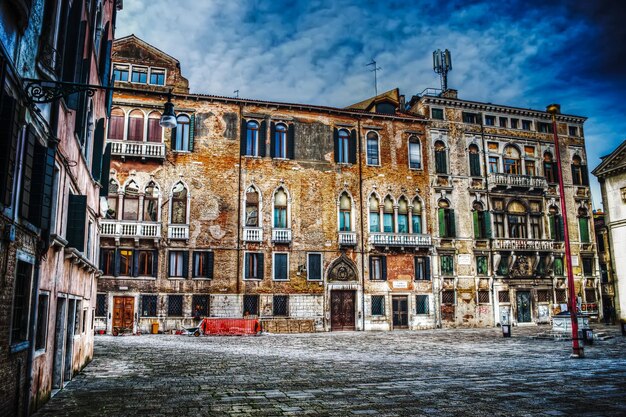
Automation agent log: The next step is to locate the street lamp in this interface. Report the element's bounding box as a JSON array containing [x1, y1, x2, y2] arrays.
[[546, 103, 584, 359], [159, 92, 177, 128]]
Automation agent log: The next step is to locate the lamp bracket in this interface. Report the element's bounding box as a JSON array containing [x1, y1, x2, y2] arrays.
[[23, 78, 107, 103]]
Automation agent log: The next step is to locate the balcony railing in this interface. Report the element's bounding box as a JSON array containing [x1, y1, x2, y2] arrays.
[[338, 231, 357, 246], [243, 227, 263, 242], [168, 224, 189, 240], [100, 220, 161, 239], [272, 228, 292, 244], [492, 238, 554, 251], [369, 233, 432, 247], [109, 140, 166, 159], [488, 173, 547, 190]]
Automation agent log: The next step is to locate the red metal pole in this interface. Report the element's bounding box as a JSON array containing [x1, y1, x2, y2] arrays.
[[547, 104, 584, 358]]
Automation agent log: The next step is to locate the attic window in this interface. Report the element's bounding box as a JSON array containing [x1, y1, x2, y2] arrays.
[[113, 64, 129, 81], [431, 108, 444, 120], [150, 68, 165, 85], [131, 66, 148, 83], [375, 102, 396, 115]]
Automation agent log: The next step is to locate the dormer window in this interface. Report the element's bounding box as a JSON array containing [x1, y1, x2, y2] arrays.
[[131, 66, 148, 83]]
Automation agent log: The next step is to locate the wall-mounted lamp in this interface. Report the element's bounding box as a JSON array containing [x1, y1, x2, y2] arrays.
[[159, 92, 177, 128]]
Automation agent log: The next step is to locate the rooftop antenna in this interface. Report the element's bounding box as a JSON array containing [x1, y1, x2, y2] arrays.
[[233, 89, 239, 98], [366, 59, 382, 96], [433, 49, 452, 92]]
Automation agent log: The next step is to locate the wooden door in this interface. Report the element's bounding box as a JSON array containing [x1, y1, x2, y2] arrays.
[[331, 290, 355, 331], [516, 291, 532, 323], [392, 296, 408, 328], [113, 296, 134, 329]]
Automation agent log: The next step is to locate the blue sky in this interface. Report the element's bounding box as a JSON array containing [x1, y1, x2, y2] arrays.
[[117, 0, 626, 209]]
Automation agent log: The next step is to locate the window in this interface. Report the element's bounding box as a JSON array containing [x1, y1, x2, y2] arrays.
[[168, 251, 188, 278], [141, 295, 155, 317], [243, 295, 259, 316], [35, 293, 49, 351], [119, 249, 134, 276], [473, 203, 491, 239], [113, 64, 129, 81], [497, 254, 509, 275], [578, 208, 590, 243], [431, 108, 444, 120], [173, 115, 191, 151], [108, 108, 124, 140], [537, 290, 551, 303], [503, 146, 521, 175], [416, 295, 429, 314], [369, 195, 380, 232], [438, 200, 456, 238], [409, 137, 422, 169], [525, 160, 536, 176], [273, 295, 288, 316], [476, 256, 488, 275], [244, 252, 264, 280], [442, 290, 455, 305], [100, 248, 115, 275], [484, 115, 495, 126], [397, 197, 409, 233], [337, 129, 350, 163], [167, 295, 183, 316], [478, 291, 490, 304], [11, 260, 33, 345], [498, 291, 510, 303], [521, 120, 532, 130], [434, 140, 448, 174], [499, 117, 508, 128], [568, 126, 578, 137], [412, 197, 423, 234], [149, 68, 165, 85], [96, 294, 107, 317], [468, 144, 481, 176], [307, 253, 322, 281], [245, 121, 261, 156], [137, 250, 156, 277], [369, 255, 387, 280], [171, 182, 188, 224], [383, 196, 394, 233], [337, 192, 352, 232], [147, 111, 162, 143], [273, 188, 288, 228], [543, 152, 558, 183], [131, 66, 148, 83], [584, 288, 597, 303], [493, 212, 505, 237], [488, 156, 499, 173], [555, 289, 567, 303], [462, 112, 479, 124], [122, 180, 139, 221], [127, 110, 144, 141], [245, 187, 260, 227], [554, 257, 564, 276], [74, 301, 81, 335], [414, 257, 430, 280], [193, 252, 214, 279], [192, 295, 209, 317], [366, 131, 379, 165], [143, 182, 159, 222], [537, 122, 552, 133], [273, 253, 289, 281], [371, 295, 385, 316], [106, 180, 118, 219], [273, 123, 288, 158], [510, 118, 519, 129], [530, 215, 542, 239], [571, 155, 588, 186], [507, 201, 527, 238], [440, 255, 454, 276]]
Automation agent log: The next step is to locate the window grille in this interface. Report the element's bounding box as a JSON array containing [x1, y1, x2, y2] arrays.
[[371, 295, 385, 316], [415, 295, 429, 314], [243, 295, 259, 316], [555, 289, 567, 303], [273, 295, 289, 316], [141, 295, 157, 317], [584, 289, 597, 303], [441, 290, 455, 305], [537, 290, 550, 303], [96, 293, 107, 316], [498, 291, 510, 303], [478, 290, 490, 304], [192, 295, 209, 317], [167, 295, 183, 316]]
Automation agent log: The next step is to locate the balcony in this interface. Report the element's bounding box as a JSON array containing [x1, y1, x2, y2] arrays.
[[243, 227, 263, 242], [369, 233, 432, 248], [492, 238, 554, 251], [488, 173, 547, 191], [168, 224, 189, 240], [100, 220, 161, 239], [109, 140, 166, 160], [338, 231, 357, 246], [272, 228, 292, 244]]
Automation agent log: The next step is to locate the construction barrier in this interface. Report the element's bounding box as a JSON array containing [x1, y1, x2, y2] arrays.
[[199, 318, 261, 335]]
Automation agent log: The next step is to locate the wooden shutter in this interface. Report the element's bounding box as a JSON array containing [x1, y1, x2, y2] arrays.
[[188, 114, 195, 151], [206, 252, 214, 279], [368, 256, 374, 279], [244, 253, 249, 278], [287, 123, 295, 159], [182, 251, 190, 278], [171, 123, 177, 150], [349, 129, 357, 164], [414, 257, 420, 280], [472, 211, 480, 239], [20, 128, 36, 221], [448, 209, 456, 237], [333, 128, 339, 162], [0, 93, 18, 207], [556, 215, 564, 241], [571, 164, 578, 185], [579, 218, 589, 243], [132, 251, 139, 277], [549, 215, 556, 240], [424, 257, 431, 280], [259, 120, 267, 157], [483, 211, 492, 238], [99, 143, 111, 196], [438, 208, 446, 237], [240, 118, 247, 155], [381, 256, 387, 280], [258, 253, 264, 279], [114, 249, 120, 277], [581, 164, 589, 186], [470, 153, 480, 176], [91, 118, 105, 180], [552, 162, 559, 183], [269, 122, 276, 158], [66, 194, 87, 251], [33, 142, 56, 234], [99, 38, 112, 85], [152, 250, 159, 278]]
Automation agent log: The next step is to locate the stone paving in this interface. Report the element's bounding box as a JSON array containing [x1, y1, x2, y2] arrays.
[[34, 325, 626, 416]]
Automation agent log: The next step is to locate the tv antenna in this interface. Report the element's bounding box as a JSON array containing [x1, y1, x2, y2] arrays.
[[233, 89, 239, 98], [433, 49, 452, 91], [366, 59, 382, 96]]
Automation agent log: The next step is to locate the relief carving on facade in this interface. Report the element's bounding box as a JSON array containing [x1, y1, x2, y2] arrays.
[[327, 253, 358, 282]]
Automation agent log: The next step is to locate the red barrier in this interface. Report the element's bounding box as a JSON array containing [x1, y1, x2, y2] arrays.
[[199, 318, 261, 335]]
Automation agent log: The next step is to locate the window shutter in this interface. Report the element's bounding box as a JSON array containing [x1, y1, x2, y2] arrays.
[[368, 256, 373, 278], [581, 164, 589, 186], [20, 127, 36, 221], [484, 211, 492, 238], [349, 129, 357, 164], [259, 120, 267, 157], [549, 215, 556, 240], [0, 94, 18, 207], [99, 143, 111, 196], [240, 118, 247, 155], [269, 122, 276, 158], [556, 215, 564, 241], [244, 253, 249, 279], [206, 252, 214, 278], [28, 140, 55, 233], [287, 123, 295, 159], [571, 165, 577, 185], [66, 194, 87, 251], [333, 128, 339, 162], [381, 256, 387, 280], [280, 255, 288, 280], [579, 218, 589, 243], [188, 114, 195, 152], [114, 249, 120, 277], [258, 253, 264, 279], [448, 209, 456, 238], [91, 118, 105, 180], [424, 257, 431, 281], [552, 162, 559, 183], [171, 124, 178, 151], [438, 208, 446, 237], [472, 211, 480, 239], [152, 250, 159, 277], [414, 257, 420, 280], [132, 251, 139, 277], [182, 251, 190, 278], [469, 153, 480, 176], [99, 39, 112, 85]]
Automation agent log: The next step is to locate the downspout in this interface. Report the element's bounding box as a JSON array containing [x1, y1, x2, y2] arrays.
[[357, 119, 366, 331], [235, 103, 243, 297]]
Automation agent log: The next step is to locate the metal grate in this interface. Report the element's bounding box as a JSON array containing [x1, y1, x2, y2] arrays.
[[441, 290, 455, 305], [141, 295, 157, 317], [192, 294, 209, 317], [498, 291, 510, 303], [96, 293, 107, 317], [167, 295, 183, 317], [584, 288, 597, 303], [371, 295, 385, 316], [415, 295, 429, 314], [243, 294, 259, 316], [537, 290, 550, 303], [555, 289, 567, 303], [273, 295, 289, 316], [477, 290, 490, 304]]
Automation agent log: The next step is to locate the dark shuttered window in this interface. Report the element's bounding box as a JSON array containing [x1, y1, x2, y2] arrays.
[[66, 194, 87, 251]]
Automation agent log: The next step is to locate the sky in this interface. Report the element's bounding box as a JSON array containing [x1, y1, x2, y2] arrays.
[[116, 0, 626, 210]]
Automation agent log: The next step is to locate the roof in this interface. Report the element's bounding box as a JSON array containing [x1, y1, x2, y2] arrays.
[[591, 139, 626, 178], [113, 34, 180, 65], [346, 88, 400, 111]]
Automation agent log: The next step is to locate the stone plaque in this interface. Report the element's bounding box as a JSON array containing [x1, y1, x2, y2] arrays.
[[458, 254, 472, 265], [392, 281, 408, 289]]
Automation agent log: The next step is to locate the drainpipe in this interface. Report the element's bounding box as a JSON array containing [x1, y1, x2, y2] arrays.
[[357, 118, 366, 331], [236, 104, 243, 298]]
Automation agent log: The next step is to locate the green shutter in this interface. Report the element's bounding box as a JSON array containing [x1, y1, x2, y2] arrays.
[[470, 153, 480, 176], [244, 253, 249, 279], [188, 114, 195, 151], [579, 217, 589, 243], [556, 215, 564, 241], [66, 194, 87, 251], [549, 215, 556, 240], [472, 211, 480, 239], [438, 208, 446, 237], [132, 250, 139, 277], [152, 250, 159, 278], [183, 251, 190, 278], [484, 211, 492, 238], [448, 209, 456, 238]]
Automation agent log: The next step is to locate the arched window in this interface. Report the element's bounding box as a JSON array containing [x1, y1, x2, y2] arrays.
[[122, 180, 139, 220], [143, 182, 159, 222], [548, 205, 564, 241], [273, 188, 288, 228], [434, 140, 447, 174], [503, 146, 521, 175], [108, 108, 124, 140], [339, 192, 352, 231], [366, 131, 379, 165], [409, 136, 422, 169], [369, 195, 380, 232], [472, 202, 490, 239], [507, 201, 527, 238], [383, 196, 395, 233], [468, 144, 481, 176], [171, 182, 188, 224], [411, 197, 422, 234], [106, 179, 119, 219], [147, 111, 162, 143], [543, 152, 557, 183], [246, 121, 260, 156], [397, 197, 409, 233], [127, 109, 144, 141], [274, 123, 287, 158], [578, 207, 590, 243], [245, 186, 260, 227], [438, 199, 455, 238], [173, 115, 190, 151], [338, 129, 350, 163], [571, 155, 588, 186]]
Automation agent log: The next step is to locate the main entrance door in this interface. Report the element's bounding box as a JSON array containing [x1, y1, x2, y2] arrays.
[[331, 290, 355, 331], [392, 296, 409, 329], [516, 291, 532, 323], [113, 296, 134, 331]]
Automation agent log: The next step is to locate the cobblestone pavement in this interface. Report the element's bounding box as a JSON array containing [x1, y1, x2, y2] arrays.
[[35, 325, 626, 417]]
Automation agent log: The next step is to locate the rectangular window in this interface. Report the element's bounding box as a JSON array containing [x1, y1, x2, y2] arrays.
[[369, 212, 380, 233], [489, 156, 499, 173], [149, 68, 165, 85], [525, 160, 536, 176], [167, 295, 183, 316], [554, 257, 564, 276], [74, 301, 81, 335], [521, 120, 532, 131], [484, 115, 495, 126], [477, 290, 490, 304], [498, 291, 510, 303], [441, 290, 455, 305], [141, 295, 157, 317], [244, 252, 264, 280], [510, 118, 519, 129], [131, 66, 148, 83], [371, 295, 385, 316], [476, 256, 488, 275], [414, 257, 430, 280], [193, 251, 214, 278], [100, 248, 115, 275], [568, 126, 578, 136], [307, 253, 322, 281], [243, 294, 259, 316], [96, 294, 107, 317], [383, 213, 393, 232], [462, 112, 480, 124], [339, 210, 351, 232], [35, 293, 49, 351], [168, 251, 187, 278], [370, 255, 386, 280], [273, 253, 288, 281], [366, 136, 379, 165], [537, 290, 550, 303], [530, 216, 542, 239], [555, 289, 567, 303], [497, 255, 509, 275], [582, 257, 593, 276], [440, 255, 454, 276], [192, 295, 209, 317], [82, 309, 87, 334], [415, 295, 429, 314], [584, 288, 597, 303], [431, 108, 444, 120], [438, 208, 456, 238], [112, 64, 129, 81], [579, 217, 590, 243], [537, 122, 552, 133], [493, 213, 505, 237], [273, 295, 288, 316], [397, 214, 408, 233], [499, 117, 508, 128], [409, 141, 422, 169], [122, 196, 139, 220], [137, 250, 156, 277], [119, 249, 133, 276]]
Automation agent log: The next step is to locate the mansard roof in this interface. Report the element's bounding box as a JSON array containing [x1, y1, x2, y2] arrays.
[[592, 139, 626, 178]]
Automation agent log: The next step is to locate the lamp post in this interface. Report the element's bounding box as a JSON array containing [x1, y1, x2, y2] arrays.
[[546, 103, 584, 359]]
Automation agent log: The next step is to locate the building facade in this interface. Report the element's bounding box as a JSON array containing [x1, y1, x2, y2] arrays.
[[593, 210, 616, 323], [0, 0, 118, 415]]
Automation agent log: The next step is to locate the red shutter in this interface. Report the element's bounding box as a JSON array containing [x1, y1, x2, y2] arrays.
[[127, 117, 144, 141], [108, 115, 124, 140], [147, 118, 162, 142]]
